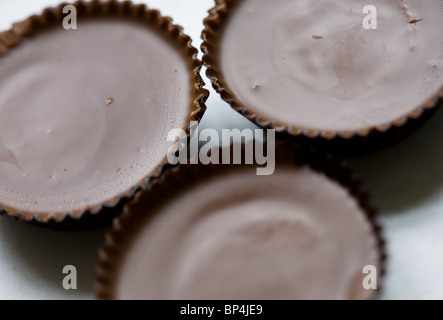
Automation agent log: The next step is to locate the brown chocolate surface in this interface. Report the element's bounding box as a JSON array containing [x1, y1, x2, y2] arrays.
[[112, 164, 380, 300], [0, 18, 194, 220], [217, 0, 443, 133]]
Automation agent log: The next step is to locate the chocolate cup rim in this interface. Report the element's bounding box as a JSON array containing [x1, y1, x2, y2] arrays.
[[96, 143, 387, 300], [0, 0, 209, 224], [201, 0, 443, 140]]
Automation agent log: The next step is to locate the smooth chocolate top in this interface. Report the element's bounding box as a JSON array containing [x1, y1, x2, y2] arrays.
[[115, 166, 379, 300], [220, 0, 443, 132], [0, 18, 191, 218]]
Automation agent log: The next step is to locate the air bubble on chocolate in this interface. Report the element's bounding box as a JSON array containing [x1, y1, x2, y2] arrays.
[[0, 138, 23, 172]]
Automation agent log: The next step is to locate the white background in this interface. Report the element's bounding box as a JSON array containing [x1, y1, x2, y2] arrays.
[[0, 0, 442, 300]]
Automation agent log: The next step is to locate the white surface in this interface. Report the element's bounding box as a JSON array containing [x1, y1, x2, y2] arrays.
[[0, 0, 442, 300]]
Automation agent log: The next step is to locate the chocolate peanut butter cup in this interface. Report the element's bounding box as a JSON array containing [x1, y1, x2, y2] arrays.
[[97, 145, 385, 300], [202, 0, 443, 154], [0, 1, 208, 224]]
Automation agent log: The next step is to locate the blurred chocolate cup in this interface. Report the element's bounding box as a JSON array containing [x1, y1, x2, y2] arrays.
[[97, 144, 386, 300]]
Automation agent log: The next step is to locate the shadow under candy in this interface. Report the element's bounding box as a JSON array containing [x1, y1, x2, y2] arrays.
[[0, 215, 107, 299], [348, 106, 443, 214]]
